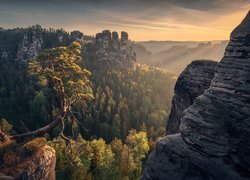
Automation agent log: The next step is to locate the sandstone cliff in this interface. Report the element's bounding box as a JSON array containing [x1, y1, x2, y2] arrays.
[[15, 28, 85, 63], [0, 27, 136, 69], [0, 25, 89, 63], [16, 31, 43, 62], [141, 10, 250, 180], [0, 138, 56, 179], [166, 60, 218, 134], [93, 30, 136, 68]]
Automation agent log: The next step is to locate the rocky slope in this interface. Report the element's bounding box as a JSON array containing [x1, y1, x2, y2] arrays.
[[141, 10, 250, 180], [166, 60, 218, 134], [0, 138, 56, 179]]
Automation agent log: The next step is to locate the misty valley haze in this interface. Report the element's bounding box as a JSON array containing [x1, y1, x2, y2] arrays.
[[134, 40, 228, 74]]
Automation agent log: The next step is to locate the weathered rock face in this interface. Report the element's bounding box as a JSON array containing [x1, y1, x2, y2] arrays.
[[141, 10, 250, 180], [0, 138, 56, 179], [16, 31, 43, 62], [94, 30, 136, 68], [0, 26, 93, 63], [166, 60, 218, 134], [181, 9, 250, 162], [70, 31, 84, 41], [0, 27, 135, 69]]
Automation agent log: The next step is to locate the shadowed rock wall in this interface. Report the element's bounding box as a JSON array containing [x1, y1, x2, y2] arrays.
[[141, 10, 250, 180], [166, 60, 218, 134]]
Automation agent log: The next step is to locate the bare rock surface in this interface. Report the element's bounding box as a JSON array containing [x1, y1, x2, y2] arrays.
[[94, 30, 136, 68], [16, 31, 43, 62], [0, 25, 91, 63], [141, 10, 250, 180], [166, 60, 218, 134], [0, 138, 56, 180]]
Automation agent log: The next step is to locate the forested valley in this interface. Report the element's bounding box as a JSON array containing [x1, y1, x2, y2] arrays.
[[0, 26, 176, 179]]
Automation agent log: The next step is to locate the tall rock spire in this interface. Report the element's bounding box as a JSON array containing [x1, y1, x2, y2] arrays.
[[94, 30, 136, 68]]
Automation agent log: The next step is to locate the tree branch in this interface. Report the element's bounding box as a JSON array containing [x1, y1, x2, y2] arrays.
[[10, 112, 67, 142], [59, 117, 71, 145]]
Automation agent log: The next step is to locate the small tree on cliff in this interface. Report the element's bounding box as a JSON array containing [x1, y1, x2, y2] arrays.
[[0, 41, 93, 141]]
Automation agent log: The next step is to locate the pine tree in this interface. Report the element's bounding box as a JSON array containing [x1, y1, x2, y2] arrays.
[[0, 42, 93, 141]]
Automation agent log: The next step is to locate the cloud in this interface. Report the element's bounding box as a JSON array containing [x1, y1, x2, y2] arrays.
[[0, 0, 250, 40]]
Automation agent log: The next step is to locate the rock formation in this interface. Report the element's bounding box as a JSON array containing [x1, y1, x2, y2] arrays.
[[4, 26, 87, 63], [166, 60, 218, 134], [0, 138, 56, 179], [94, 30, 136, 68], [141, 10, 250, 180], [16, 31, 43, 62], [0, 26, 136, 69], [70, 31, 84, 41]]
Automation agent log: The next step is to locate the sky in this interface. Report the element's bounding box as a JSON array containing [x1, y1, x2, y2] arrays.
[[1, 0, 250, 41]]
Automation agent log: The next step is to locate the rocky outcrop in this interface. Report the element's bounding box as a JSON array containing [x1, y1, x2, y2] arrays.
[[1, 26, 135, 69], [70, 31, 84, 41], [2, 26, 88, 63], [0, 138, 56, 179], [141, 10, 250, 180], [94, 30, 136, 68], [16, 31, 43, 62], [166, 60, 218, 134]]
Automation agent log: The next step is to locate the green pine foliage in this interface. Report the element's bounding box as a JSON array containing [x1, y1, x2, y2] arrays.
[[0, 59, 175, 140], [50, 129, 150, 180], [81, 65, 176, 142], [0, 27, 176, 179]]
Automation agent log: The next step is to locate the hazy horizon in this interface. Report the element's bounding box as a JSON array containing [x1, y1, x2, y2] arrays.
[[0, 24, 230, 42], [1, 0, 250, 41]]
